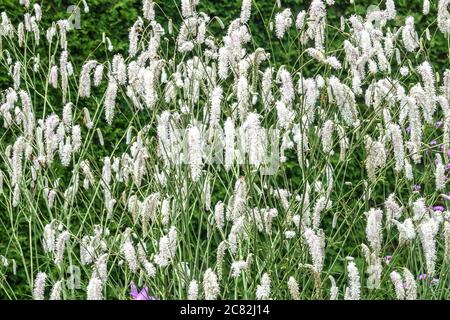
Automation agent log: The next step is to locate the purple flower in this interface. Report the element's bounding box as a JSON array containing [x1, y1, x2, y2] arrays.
[[435, 120, 443, 128], [432, 205, 445, 212], [412, 185, 421, 192], [418, 274, 428, 281], [447, 149, 450, 157], [130, 282, 158, 300], [406, 126, 411, 133], [430, 140, 437, 146]]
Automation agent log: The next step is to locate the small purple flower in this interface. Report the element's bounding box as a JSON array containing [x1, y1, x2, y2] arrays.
[[430, 140, 437, 146], [435, 120, 443, 128], [432, 205, 445, 212], [418, 274, 428, 281], [412, 185, 421, 192], [447, 149, 450, 157], [406, 126, 411, 133], [130, 282, 158, 300]]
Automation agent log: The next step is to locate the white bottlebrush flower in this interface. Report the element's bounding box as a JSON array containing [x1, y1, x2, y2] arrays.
[[362, 244, 382, 290], [13, 61, 21, 90], [384, 194, 402, 227], [423, 0, 430, 15], [143, 0, 155, 21], [407, 96, 423, 164], [87, 276, 103, 300], [49, 280, 63, 300], [161, 198, 171, 225], [54, 230, 70, 264], [288, 276, 300, 300], [418, 219, 439, 275], [402, 17, 419, 52], [121, 238, 139, 272], [216, 241, 227, 280], [231, 260, 248, 278], [208, 86, 223, 134], [203, 268, 219, 300], [403, 268, 417, 300], [328, 76, 359, 127], [435, 154, 446, 191], [312, 196, 328, 229], [94, 65, 104, 87], [388, 123, 405, 172], [390, 268, 417, 300], [416, 61, 436, 123], [386, 0, 396, 19], [187, 125, 203, 182], [104, 79, 118, 125], [276, 100, 294, 129], [256, 273, 271, 299], [112, 54, 127, 85], [33, 272, 47, 300], [49, 66, 59, 88], [445, 219, 450, 262], [413, 198, 427, 222], [364, 136, 386, 182], [390, 271, 406, 300], [154, 226, 177, 267], [243, 112, 266, 167], [438, 0, 450, 35], [187, 280, 199, 300], [78, 60, 97, 98], [295, 10, 306, 30], [303, 227, 325, 273], [306, 0, 327, 50], [344, 260, 360, 300], [237, 75, 249, 119], [240, 0, 252, 24], [329, 276, 339, 300], [365, 208, 383, 253], [261, 67, 274, 108], [278, 68, 295, 105], [43, 220, 56, 253], [214, 201, 225, 231], [393, 218, 416, 245], [93, 254, 109, 284], [321, 120, 334, 154], [34, 4, 42, 21], [62, 103, 72, 126], [19, 0, 30, 8], [227, 179, 247, 223], [274, 9, 292, 39], [325, 56, 341, 70], [72, 125, 82, 152], [400, 66, 409, 76]]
